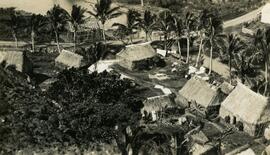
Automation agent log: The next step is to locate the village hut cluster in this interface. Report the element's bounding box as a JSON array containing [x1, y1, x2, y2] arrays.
[[2, 36, 270, 154], [3, 1, 270, 154]]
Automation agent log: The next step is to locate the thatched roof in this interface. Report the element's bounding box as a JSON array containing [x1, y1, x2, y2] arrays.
[[203, 55, 234, 78], [262, 3, 270, 24], [219, 81, 235, 95], [236, 148, 256, 155], [179, 77, 219, 108], [143, 95, 174, 112], [88, 59, 120, 73], [263, 145, 270, 155], [220, 83, 270, 125], [117, 43, 156, 61], [55, 50, 84, 68], [0, 51, 32, 73]]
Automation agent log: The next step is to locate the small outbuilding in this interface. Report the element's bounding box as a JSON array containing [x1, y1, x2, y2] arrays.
[[178, 77, 220, 116], [142, 95, 180, 121], [0, 50, 32, 73], [55, 50, 84, 68], [88, 59, 120, 73], [219, 83, 270, 136], [116, 43, 157, 70]]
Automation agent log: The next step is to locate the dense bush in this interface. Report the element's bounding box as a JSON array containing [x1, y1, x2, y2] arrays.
[[135, 56, 166, 70], [0, 66, 144, 154]]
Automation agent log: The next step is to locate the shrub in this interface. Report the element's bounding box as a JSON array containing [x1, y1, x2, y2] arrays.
[[0, 66, 144, 154]]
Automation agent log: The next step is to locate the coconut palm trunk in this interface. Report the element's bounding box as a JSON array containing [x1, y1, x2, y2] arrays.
[[145, 31, 148, 41], [54, 30, 61, 53], [264, 60, 269, 95], [177, 39, 182, 60], [195, 37, 203, 67], [31, 29, 35, 52], [164, 33, 168, 56], [229, 49, 232, 84], [186, 35, 190, 64], [12, 30, 18, 48], [102, 24, 106, 44], [208, 41, 213, 75], [73, 31, 76, 52]]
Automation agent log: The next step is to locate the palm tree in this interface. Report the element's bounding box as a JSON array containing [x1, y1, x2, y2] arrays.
[[233, 50, 254, 85], [113, 9, 141, 43], [195, 9, 210, 67], [204, 15, 224, 75], [158, 10, 174, 55], [47, 5, 69, 53], [68, 5, 87, 52], [88, 0, 122, 44], [172, 16, 184, 60], [183, 12, 196, 64], [140, 10, 156, 41], [225, 33, 245, 84], [0, 8, 25, 48], [254, 28, 270, 95], [29, 14, 47, 52]]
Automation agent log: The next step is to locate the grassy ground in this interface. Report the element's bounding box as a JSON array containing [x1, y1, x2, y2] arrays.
[[112, 56, 188, 94]]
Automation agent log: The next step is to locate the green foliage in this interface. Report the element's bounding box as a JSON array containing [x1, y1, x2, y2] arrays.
[[140, 10, 157, 40], [113, 9, 141, 43], [47, 5, 69, 33], [69, 5, 87, 31], [0, 66, 143, 153], [88, 0, 122, 25], [29, 14, 48, 34]]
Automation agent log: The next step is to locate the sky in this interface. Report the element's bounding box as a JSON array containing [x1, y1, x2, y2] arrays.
[[0, 0, 127, 29], [0, 0, 92, 15]]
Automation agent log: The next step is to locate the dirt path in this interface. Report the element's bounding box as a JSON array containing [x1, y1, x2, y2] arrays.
[[223, 6, 263, 28]]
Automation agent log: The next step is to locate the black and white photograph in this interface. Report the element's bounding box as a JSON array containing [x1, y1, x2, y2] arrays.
[[1, 0, 270, 154]]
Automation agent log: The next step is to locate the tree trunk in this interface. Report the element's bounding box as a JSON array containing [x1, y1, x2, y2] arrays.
[[102, 24, 106, 44], [164, 34, 167, 56], [195, 37, 203, 67], [141, 0, 144, 7], [145, 31, 148, 41], [115, 129, 129, 155], [177, 39, 182, 61], [130, 35, 133, 44], [264, 61, 268, 95], [208, 43, 213, 75], [73, 31, 76, 52], [186, 36, 190, 64], [12, 31, 18, 48], [229, 50, 232, 84], [54, 30, 61, 53], [31, 29, 35, 52]]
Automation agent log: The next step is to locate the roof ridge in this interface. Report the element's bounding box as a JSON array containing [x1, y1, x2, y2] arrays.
[[236, 82, 269, 101]]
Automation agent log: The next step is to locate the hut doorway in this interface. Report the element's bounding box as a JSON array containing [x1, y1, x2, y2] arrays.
[[233, 116, 237, 124]]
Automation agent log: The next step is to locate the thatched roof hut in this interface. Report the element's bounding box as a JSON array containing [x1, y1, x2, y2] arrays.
[[0, 50, 32, 73], [220, 83, 270, 125], [55, 50, 84, 68], [178, 77, 219, 108], [117, 43, 156, 61], [219, 83, 270, 136], [116, 43, 157, 70], [142, 95, 176, 114]]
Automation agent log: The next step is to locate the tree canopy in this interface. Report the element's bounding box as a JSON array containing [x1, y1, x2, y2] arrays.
[[0, 66, 143, 153]]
